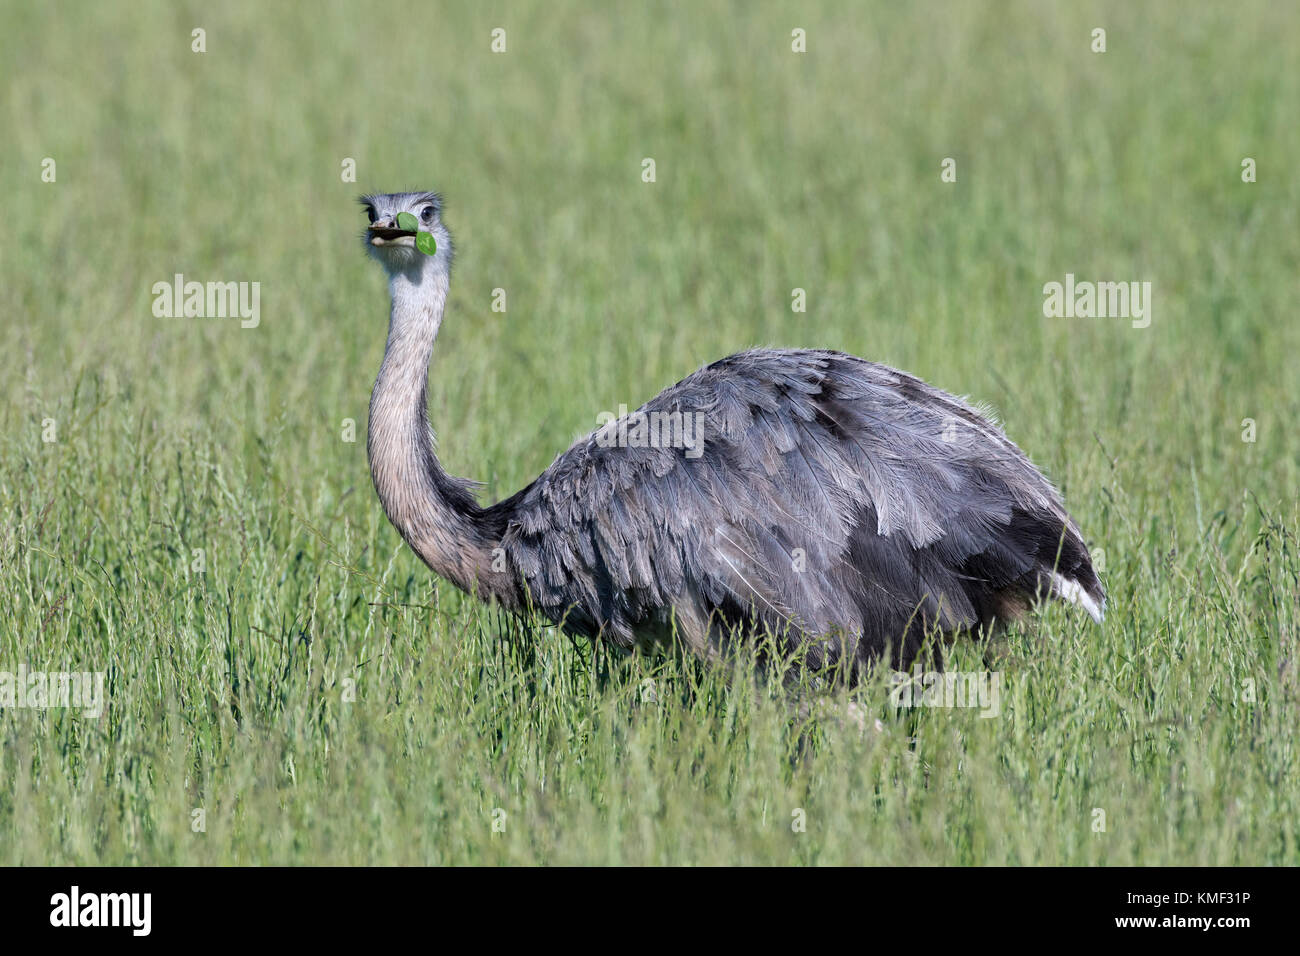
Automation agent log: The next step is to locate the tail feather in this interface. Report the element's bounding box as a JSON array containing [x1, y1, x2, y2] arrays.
[[1051, 571, 1105, 622]]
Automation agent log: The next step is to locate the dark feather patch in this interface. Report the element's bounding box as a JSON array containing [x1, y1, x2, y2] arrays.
[[487, 348, 1104, 674]]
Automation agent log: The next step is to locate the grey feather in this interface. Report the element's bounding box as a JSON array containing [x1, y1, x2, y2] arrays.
[[487, 348, 1104, 672]]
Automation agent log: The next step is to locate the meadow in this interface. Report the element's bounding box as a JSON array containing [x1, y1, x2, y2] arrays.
[[1, 0, 1297, 864]]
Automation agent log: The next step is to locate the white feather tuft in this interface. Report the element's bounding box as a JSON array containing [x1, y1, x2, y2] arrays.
[[1052, 572, 1104, 623]]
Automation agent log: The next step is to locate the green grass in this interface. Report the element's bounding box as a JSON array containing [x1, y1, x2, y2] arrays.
[[2, 0, 1298, 864]]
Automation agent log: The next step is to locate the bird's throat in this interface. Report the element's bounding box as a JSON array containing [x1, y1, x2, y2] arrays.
[[366, 265, 496, 596]]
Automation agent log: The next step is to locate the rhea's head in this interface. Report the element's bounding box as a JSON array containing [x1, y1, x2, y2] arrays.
[[359, 191, 453, 275]]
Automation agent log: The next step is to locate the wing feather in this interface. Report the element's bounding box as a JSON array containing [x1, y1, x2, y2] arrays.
[[489, 348, 1104, 666]]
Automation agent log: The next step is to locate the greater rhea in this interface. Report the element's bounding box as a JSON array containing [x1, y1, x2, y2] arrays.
[[360, 190, 1104, 679]]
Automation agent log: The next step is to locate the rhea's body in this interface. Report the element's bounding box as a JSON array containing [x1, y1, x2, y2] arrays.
[[361, 191, 1104, 676]]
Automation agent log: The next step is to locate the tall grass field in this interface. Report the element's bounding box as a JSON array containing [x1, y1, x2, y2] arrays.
[[1, 1, 1297, 865]]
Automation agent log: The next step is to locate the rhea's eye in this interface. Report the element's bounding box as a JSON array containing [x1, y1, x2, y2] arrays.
[[364, 206, 377, 223], [421, 205, 436, 223]]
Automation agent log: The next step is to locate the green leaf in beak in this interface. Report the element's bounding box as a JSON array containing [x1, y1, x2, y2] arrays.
[[396, 211, 418, 232], [416, 231, 437, 256]]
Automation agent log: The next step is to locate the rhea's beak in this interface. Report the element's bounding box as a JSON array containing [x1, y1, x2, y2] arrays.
[[368, 217, 418, 246]]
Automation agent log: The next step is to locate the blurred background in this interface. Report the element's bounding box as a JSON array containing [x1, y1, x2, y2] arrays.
[[5, 1, 1296, 507]]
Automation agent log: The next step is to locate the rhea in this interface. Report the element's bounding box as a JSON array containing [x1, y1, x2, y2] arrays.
[[362, 190, 1104, 677]]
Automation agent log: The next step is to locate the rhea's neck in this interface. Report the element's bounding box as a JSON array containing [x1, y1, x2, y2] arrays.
[[367, 260, 497, 596]]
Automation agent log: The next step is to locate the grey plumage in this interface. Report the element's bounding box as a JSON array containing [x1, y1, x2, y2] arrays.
[[359, 191, 1105, 680]]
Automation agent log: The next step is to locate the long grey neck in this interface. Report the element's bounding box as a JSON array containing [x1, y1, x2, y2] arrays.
[[367, 261, 499, 598]]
